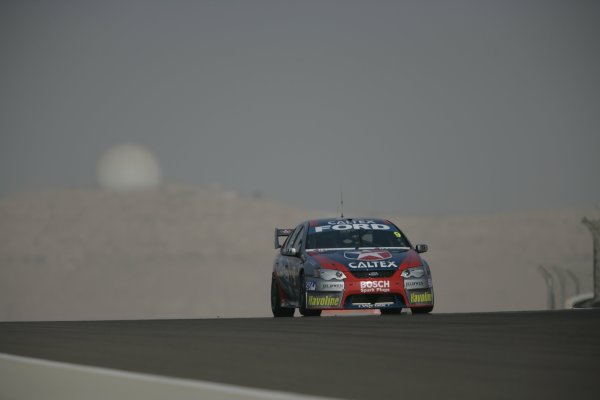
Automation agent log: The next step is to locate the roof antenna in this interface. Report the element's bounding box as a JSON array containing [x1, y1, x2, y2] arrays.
[[340, 184, 344, 218]]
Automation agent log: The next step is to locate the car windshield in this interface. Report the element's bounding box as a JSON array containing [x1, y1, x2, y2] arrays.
[[306, 222, 411, 250]]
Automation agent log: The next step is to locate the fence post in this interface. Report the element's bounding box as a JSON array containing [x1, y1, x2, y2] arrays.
[[550, 266, 566, 308], [538, 265, 555, 309], [582, 218, 600, 301], [565, 269, 580, 296]]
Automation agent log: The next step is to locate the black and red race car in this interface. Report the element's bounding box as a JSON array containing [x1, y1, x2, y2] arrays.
[[271, 218, 433, 317]]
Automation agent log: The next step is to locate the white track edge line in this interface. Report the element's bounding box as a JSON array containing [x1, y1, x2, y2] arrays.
[[0, 352, 342, 400]]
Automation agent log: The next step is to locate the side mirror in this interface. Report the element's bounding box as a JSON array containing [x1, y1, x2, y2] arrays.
[[274, 228, 293, 249], [415, 244, 428, 253], [282, 247, 300, 257]]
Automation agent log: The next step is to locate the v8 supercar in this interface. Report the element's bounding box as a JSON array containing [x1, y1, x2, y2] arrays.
[[271, 218, 433, 317]]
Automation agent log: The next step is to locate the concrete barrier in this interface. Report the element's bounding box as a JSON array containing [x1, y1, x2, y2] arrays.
[[0, 352, 338, 400]]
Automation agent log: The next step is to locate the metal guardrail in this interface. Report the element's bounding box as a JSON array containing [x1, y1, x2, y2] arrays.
[[537, 217, 600, 309], [538, 265, 584, 309]]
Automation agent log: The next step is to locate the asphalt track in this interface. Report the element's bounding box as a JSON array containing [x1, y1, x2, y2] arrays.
[[1, 310, 599, 400]]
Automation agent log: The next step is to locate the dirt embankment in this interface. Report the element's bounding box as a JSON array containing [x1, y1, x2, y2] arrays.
[[0, 186, 594, 320]]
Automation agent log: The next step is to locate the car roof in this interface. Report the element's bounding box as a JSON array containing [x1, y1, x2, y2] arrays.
[[307, 217, 392, 227]]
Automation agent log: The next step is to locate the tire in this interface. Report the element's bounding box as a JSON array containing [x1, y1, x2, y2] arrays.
[[411, 306, 433, 314], [299, 274, 322, 317], [380, 308, 403, 315], [271, 276, 294, 317]]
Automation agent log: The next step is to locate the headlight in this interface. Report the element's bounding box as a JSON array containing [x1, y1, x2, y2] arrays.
[[313, 269, 346, 280], [401, 267, 426, 279]]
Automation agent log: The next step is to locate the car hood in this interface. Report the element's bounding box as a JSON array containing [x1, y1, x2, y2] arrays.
[[305, 248, 421, 272]]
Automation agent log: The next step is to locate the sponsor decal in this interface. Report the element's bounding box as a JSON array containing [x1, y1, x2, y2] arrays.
[[327, 219, 376, 225], [320, 282, 344, 291], [305, 281, 316, 291], [356, 302, 394, 308], [345, 250, 397, 269], [357, 303, 375, 308], [344, 250, 392, 261], [410, 291, 433, 304], [360, 280, 391, 293], [314, 223, 391, 233], [404, 279, 429, 289], [307, 293, 341, 308], [348, 261, 397, 269]]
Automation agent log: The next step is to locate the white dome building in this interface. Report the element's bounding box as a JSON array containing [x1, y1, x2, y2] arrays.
[[97, 143, 162, 191]]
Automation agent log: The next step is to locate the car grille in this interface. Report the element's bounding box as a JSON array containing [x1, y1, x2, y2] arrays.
[[350, 270, 396, 278]]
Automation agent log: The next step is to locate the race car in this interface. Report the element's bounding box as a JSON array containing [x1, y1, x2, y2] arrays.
[[271, 218, 433, 317]]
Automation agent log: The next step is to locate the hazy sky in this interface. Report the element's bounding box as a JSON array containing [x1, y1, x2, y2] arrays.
[[1, 0, 599, 215]]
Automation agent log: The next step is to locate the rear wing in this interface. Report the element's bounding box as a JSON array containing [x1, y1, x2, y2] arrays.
[[274, 228, 294, 249]]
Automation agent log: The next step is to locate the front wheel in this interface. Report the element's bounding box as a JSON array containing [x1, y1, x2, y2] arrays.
[[271, 277, 294, 317], [411, 306, 433, 314], [299, 274, 322, 317]]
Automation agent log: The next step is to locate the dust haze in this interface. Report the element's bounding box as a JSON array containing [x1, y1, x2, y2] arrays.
[[1, 0, 599, 214]]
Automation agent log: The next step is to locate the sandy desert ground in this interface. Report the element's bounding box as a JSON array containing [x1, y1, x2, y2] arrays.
[[0, 185, 596, 321]]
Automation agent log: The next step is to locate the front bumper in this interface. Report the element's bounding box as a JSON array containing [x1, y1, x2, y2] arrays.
[[304, 275, 434, 310]]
